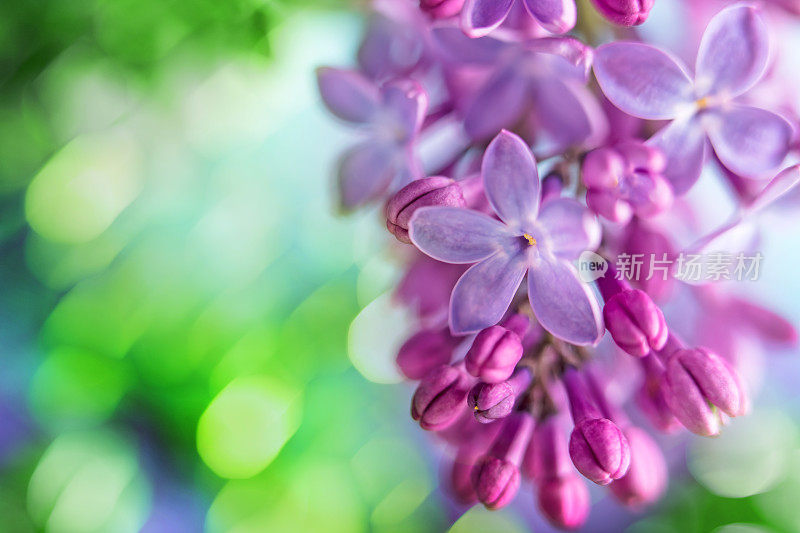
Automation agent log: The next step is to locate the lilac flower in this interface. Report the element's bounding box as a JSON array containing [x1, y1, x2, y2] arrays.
[[593, 4, 793, 194], [411, 362, 476, 430], [597, 278, 669, 357], [465, 324, 525, 383], [581, 141, 673, 223], [409, 131, 603, 344], [537, 475, 590, 530], [462, 0, 577, 37], [317, 68, 427, 208], [434, 30, 606, 150]]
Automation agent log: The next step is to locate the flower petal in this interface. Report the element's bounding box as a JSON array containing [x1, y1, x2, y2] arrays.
[[381, 80, 428, 142], [695, 4, 769, 99], [450, 251, 528, 334], [705, 105, 792, 179], [410, 206, 515, 264], [482, 130, 540, 231], [537, 198, 601, 260], [462, 0, 515, 38], [593, 43, 694, 120], [747, 164, 800, 213], [464, 63, 531, 141], [527, 257, 603, 345], [317, 68, 379, 124], [522, 0, 577, 34], [648, 117, 708, 195], [338, 141, 404, 208]]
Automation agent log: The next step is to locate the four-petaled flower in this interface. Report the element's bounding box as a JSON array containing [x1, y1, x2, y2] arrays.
[[317, 67, 427, 208], [409, 130, 603, 344], [593, 4, 793, 194]]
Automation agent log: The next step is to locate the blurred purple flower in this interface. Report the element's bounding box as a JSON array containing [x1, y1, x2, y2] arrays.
[[594, 4, 793, 194], [462, 0, 577, 37]]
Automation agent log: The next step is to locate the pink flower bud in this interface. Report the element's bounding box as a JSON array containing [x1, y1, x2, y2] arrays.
[[603, 289, 668, 357], [536, 475, 590, 530], [411, 363, 475, 431], [523, 415, 573, 482], [465, 325, 524, 383], [564, 369, 631, 485], [662, 347, 747, 436], [386, 177, 465, 243], [468, 367, 532, 423], [419, 0, 465, 19], [472, 413, 534, 509], [609, 426, 668, 507], [396, 328, 458, 380], [636, 355, 681, 433], [590, 0, 654, 26]]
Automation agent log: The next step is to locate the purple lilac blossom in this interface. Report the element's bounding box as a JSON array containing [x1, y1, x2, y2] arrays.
[[593, 4, 793, 194], [317, 0, 797, 528]]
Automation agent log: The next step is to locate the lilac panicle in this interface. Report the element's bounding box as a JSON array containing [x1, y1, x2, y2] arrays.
[[472, 412, 534, 509], [609, 426, 668, 507], [590, 0, 653, 26], [411, 363, 475, 430], [410, 130, 603, 344], [582, 141, 673, 223], [593, 4, 792, 194], [386, 177, 466, 244], [462, 0, 577, 38], [396, 328, 458, 380], [316, 69, 428, 208], [465, 325, 524, 383], [563, 368, 631, 485], [662, 347, 747, 436], [468, 367, 533, 423]]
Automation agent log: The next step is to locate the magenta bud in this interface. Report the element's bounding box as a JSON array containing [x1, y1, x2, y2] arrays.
[[536, 475, 591, 531], [472, 413, 534, 509], [636, 355, 681, 433], [662, 347, 747, 436], [523, 415, 572, 482], [411, 364, 474, 431], [419, 0, 465, 18], [465, 325, 524, 383], [386, 177, 465, 244], [590, 0, 653, 26], [609, 427, 668, 507], [396, 328, 457, 380], [603, 289, 668, 357], [563, 369, 630, 485], [582, 142, 672, 223], [468, 368, 532, 423]]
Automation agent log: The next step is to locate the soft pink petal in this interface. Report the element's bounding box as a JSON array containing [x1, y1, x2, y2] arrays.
[[695, 4, 770, 99], [462, 0, 515, 38], [648, 117, 708, 195], [593, 43, 694, 120], [537, 198, 601, 260], [747, 164, 800, 213], [523, 0, 577, 34]]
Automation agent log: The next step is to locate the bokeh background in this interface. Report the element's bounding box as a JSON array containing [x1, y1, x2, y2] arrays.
[[1, 0, 799, 531]]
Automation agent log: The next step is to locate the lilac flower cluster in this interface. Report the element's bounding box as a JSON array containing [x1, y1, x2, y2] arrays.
[[319, 0, 799, 529]]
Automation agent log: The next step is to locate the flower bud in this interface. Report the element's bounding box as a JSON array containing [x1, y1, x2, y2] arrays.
[[662, 347, 747, 436], [590, 0, 654, 26], [563, 369, 630, 485], [609, 426, 668, 507], [523, 415, 572, 481], [603, 289, 668, 357], [472, 412, 534, 509], [536, 475, 590, 531], [396, 328, 457, 380], [419, 0, 465, 19], [386, 177, 465, 243], [465, 325, 524, 383], [411, 363, 474, 431], [582, 141, 671, 223], [636, 355, 681, 433], [468, 367, 532, 423]]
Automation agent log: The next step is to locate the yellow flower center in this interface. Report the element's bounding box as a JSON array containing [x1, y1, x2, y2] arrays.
[[523, 233, 537, 246], [696, 96, 711, 110]]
